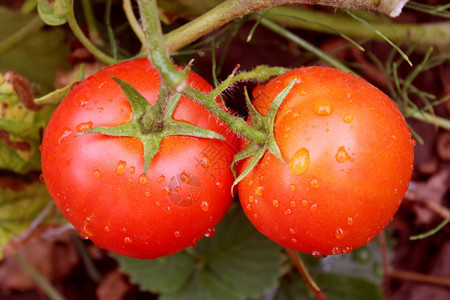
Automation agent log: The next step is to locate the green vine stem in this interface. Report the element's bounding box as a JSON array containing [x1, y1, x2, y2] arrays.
[[80, 0, 103, 46], [263, 6, 450, 54], [163, 0, 409, 52], [0, 15, 44, 55], [405, 107, 450, 131], [65, 0, 116, 65]]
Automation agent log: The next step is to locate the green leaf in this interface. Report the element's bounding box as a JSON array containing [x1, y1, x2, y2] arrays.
[[37, 0, 68, 26], [34, 65, 85, 105], [0, 182, 53, 260], [115, 205, 286, 299], [0, 7, 70, 94], [0, 74, 54, 174]]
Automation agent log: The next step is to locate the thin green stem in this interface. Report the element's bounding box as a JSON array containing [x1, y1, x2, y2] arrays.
[[138, 0, 186, 90], [105, 0, 118, 60], [257, 17, 356, 74], [81, 0, 103, 46], [183, 86, 267, 144], [65, 0, 116, 65], [72, 236, 103, 283], [123, 0, 146, 45], [0, 15, 44, 55], [285, 248, 326, 300], [14, 253, 65, 300], [405, 107, 450, 131]]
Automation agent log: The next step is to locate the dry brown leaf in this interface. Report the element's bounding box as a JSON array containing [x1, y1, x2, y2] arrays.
[[96, 269, 132, 300]]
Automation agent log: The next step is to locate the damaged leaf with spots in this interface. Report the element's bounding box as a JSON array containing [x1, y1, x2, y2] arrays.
[[0, 72, 54, 174]]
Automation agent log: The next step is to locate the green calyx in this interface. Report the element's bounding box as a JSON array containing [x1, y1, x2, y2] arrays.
[[77, 76, 225, 174], [231, 79, 296, 192]]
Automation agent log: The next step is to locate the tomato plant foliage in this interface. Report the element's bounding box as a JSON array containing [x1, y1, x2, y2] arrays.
[[238, 67, 415, 256], [40, 58, 238, 259]]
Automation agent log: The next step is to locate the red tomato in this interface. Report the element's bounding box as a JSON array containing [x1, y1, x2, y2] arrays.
[[41, 58, 238, 259], [238, 67, 414, 256]]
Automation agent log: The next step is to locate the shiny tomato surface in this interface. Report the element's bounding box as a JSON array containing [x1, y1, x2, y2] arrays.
[[238, 67, 414, 256], [41, 58, 238, 258]]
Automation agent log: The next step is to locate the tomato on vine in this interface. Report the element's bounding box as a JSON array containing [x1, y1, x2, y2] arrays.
[[238, 67, 415, 256], [41, 58, 238, 259]]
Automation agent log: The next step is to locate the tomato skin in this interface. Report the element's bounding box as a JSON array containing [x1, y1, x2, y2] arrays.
[[238, 67, 414, 256], [41, 58, 237, 259]]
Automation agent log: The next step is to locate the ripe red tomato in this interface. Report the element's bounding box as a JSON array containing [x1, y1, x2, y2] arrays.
[[41, 58, 238, 259], [238, 67, 414, 256]]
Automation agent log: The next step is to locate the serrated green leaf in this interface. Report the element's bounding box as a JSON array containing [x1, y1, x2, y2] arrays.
[[115, 205, 286, 300], [0, 75, 54, 173], [37, 0, 67, 26], [0, 182, 53, 260], [0, 7, 70, 93]]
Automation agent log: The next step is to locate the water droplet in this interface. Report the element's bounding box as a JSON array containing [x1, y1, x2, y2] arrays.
[[291, 238, 297, 243], [180, 172, 191, 183], [116, 160, 126, 175], [255, 186, 264, 196], [145, 191, 151, 197], [289, 147, 310, 175], [253, 213, 259, 219], [310, 204, 317, 212], [284, 209, 292, 215], [161, 187, 171, 195], [392, 135, 398, 141], [39, 174, 45, 183], [310, 179, 319, 188], [200, 155, 209, 167], [122, 228, 127, 233], [93, 170, 101, 178], [155, 201, 161, 206], [81, 223, 93, 237], [289, 228, 296, 234], [175, 186, 182, 193], [394, 188, 398, 194], [343, 246, 353, 254], [58, 130, 72, 144], [290, 184, 296, 191], [76, 121, 93, 132], [248, 179, 254, 186], [157, 175, 165, 183], [411, 139, 417, 147], [279, 181, 284, 185], [343, 113, 354, 123], [200, 201, 209, 212], [272, 199, 280, 207], [300, 90, 307, 95], [312, 250, 321, 257], [301, 199, 308, 206], [104, 226, 110, 232], [174, 231, 181, 238], [246, 204, 252, 211], [139, 174, 148, 184], [290, 200, 296, 207], [129, 166, 135, 174], [293, 112, 300, 118], [336, 146, 352, 163], [332, 247, 342, 255], [124, 237, 133, 244], [204, 228, 215, 238], [335, 227, 344, 239], [347, 217, 354, 225], [313, 100, 333, 116], [216, 181, 223, 189], [249, 195, 255, 203]]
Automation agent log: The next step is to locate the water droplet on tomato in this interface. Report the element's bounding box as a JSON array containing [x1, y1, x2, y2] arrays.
[[58, 130, 72, 144], [76, 121, 93, 132], [180, 172, 191, 183], [77, 95, 88, 107], [129, 166, 135, 174], [313, 100, 333, 116], [301, 199, 308, 206], [216, 181, 223, 189], [157, 175, 165, 183], [124, 237, 133, 244], [272, 199, 280, 207], [155, 201, 161, 206], [290, 184, 296, 191], [253, 213, 259, 219], [293, 112, 300, 118], [161, 187, 171, 195], [343, 246, 353, 254], [299, 89, 307, 95], [284, 209, 292, 215], [39, 174, 45, 183], [290, 200, 296, 207], [332, 247, 342, 255], [310, 204, 317, 212], [336, 146, 352, 163], [81, 223, 93, 238], [248, 179, 254, 186], [312, 250, 321, 257], [93, 170, 101, 178], [249, 195, 255, 203], [411, 139, 417, 147], [175, 186, 182, 193], [255, 186, 264, 196], [122, 228, 127, 233], [347, 217, 354, 225], [200, 201, 209, 212], [200, 155, 209, 167], [289, 147, 310, 175], [104, 226, 110, 232], [246, 204, 252, 211], [343, 113, 354, 123], [174, 231, 181, 238], [335, 227, 344, 239], [310, 179, 319, 188], [116, 160, 126, 175], [139, 174, 148, 185], [145, 191, 150, 197], [79, 233, 89, 240], [289, 228, 296, 234], [204, 228, 215, 238], [291, 238, 297, 243]]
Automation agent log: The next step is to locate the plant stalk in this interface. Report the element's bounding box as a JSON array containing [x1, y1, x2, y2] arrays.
[[0, 15, 44, 55]]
